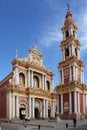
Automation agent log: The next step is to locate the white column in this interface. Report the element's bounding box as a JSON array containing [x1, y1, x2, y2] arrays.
[[43, 99, 46, 118], [63, 32, 66, 40], [57, 95, 59, 114], [69, 92, 72, 114], [46, 99, 48, 118], [29, 54, 32, 62], [69, 66, 72, 82], [83, 94, 85, 113], [72, 43, 75, 56], [27, 70, 30, 87], [42, 74, 44, 89], [75, 31, 77, 39], [73, 65, 76, 81], [31, 71, 33, 87], [85, 95, 87, 113], [44, 75, 47, 90], [70, 27, 73, 35], [62, 69, 64, 85], [16, 96, 19, 118], [69, 44, 71, 56], [78, 48, 80, 59], [78, 92, 80, 114], [74, 92, 77, 113], [52, 101, 55, 118], [32, 98, 35, 118], [61, 94, 63, 114], [28, 97, 31, 118], [15, 64, 19, 85], [62, 48, 65, 61], [12, 95, 15, 118], [75, 66, 77, 81]]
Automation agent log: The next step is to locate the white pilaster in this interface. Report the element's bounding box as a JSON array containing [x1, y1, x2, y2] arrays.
[[61, 94, 63, 114], [78, 92, 80, 114], [73, 65, 75, 81], [69, 92, 72, 114], [46, 99, 48, 118], [62, 69, 64, 85], [69, 44, 71, 56], [74, 92, 77, 114], [31, 71, 33, 87], [12, 95, 15, 118], [27, 70, 30, 87], [15, 64, 19, 85], [44, 75, 47, 90], [28, 97, 31, 118], [42, 75, 44, 89], [85, 95, 87, 113], [69, 66, 72, 82], [63, 32, 66, 40], [16, 95, 19, 118], [72, 43, 75, 56], [43, 99, 46, 118], [32, 98, 35, 118]]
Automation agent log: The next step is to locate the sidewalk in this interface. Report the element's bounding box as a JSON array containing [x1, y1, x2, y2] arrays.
[[0, 119, 87, 130]]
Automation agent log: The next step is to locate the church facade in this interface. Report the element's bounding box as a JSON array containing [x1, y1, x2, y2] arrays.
[[56, 9, 87, 119], [0, 47, 56, 121]]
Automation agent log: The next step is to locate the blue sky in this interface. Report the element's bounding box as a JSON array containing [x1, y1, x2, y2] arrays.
[[0, 0, 87, 88]]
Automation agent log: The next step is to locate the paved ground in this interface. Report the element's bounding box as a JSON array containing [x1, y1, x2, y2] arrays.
[[0, 119, 87, 130]]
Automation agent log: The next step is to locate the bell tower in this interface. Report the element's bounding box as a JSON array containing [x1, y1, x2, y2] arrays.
[[56, 7, 87, 119]]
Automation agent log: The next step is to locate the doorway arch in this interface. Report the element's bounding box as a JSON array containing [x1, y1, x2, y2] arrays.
[[19, 104, 26, 119], [35, 107, 40, 119]]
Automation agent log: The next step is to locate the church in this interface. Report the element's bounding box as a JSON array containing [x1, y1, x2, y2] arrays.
[[56, 8, 87, 119], [0, 46, 56, 121]]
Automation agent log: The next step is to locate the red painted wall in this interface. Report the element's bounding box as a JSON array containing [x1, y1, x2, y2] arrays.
[[0, 91, 6, 118], [80, 93, 83, 113]]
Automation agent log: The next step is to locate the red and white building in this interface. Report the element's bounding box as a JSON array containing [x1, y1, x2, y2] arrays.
[[56, 9, 87, 119]]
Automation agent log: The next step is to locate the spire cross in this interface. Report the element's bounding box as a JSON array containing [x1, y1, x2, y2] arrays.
[[67, 4, 70, 11]]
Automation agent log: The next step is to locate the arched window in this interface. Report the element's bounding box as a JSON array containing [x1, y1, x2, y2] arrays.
[[66, 30, 69, 38], [46, 81, 50, 90], [19, 73, 25, 85], [65, 47, 69, 57], [34, 76, 39, 87]]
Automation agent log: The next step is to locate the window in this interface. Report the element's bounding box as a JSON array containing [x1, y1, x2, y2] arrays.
[[34, 76, 39, 87], [19, 73, 25, 85], [46, 81, 50, 90], [75, 48, 78, 57], [66, 30, 69, 38], [65, 47, 69, 57]]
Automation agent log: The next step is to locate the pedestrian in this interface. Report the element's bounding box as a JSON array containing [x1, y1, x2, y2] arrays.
[[73, 117, 76, 127]]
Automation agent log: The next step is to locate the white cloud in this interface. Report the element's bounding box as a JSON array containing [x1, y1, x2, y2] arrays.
[[40, 23, 62, 47], [76, 10, 87, 51]]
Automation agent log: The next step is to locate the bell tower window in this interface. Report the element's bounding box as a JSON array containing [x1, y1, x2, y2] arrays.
[[75, 48, 78, 57], [65, 47, 69, 58], [66, 30, 69, 38]]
